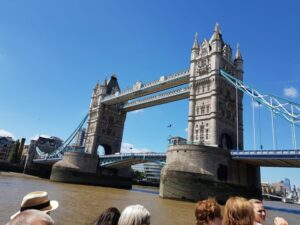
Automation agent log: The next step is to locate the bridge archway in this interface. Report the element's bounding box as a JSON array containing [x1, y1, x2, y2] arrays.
[[220, 133, 233, 150], [97, 144, 113, 156]]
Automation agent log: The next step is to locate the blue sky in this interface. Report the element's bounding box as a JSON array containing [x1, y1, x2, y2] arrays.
[[0, 1, 300, 187]]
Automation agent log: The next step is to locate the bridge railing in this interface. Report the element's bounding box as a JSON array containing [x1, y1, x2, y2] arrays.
[[231, 149, 300, 156], [100, 153, 166, 158], [102, 70, 189, 102], [122, 87, 189, 109]]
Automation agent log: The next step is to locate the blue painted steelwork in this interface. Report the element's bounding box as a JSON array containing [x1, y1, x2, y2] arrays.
[[99, 153, 166, 168], [34, 149, 300, 168], [220, 69, 300, 125], [231, 150, 300, 159]]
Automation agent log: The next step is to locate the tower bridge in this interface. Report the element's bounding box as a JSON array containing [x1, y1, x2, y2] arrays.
[[32, 23, 300, 203]]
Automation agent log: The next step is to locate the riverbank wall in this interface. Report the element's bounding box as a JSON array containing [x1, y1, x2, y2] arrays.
[[0, 160, 52, 178]]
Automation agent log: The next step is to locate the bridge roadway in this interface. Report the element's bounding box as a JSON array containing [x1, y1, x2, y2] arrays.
[[33, 149, 300, 168], [101, 70, 190, 105]]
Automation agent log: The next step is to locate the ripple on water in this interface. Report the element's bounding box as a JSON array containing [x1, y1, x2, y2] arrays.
[[0, 173, 300, 225]]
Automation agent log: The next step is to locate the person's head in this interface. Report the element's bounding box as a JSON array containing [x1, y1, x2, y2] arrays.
[[118, 205, 150, 225], [249, 199, 266, 224], [11, 191, 59, 220], [8, 209, 54, 225], [90, 207, 120, 225], [222, 197, 254, 225], [195, 198, 222, 225]]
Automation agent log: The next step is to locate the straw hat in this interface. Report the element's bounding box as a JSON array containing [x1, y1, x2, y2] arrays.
[[10, 191, 59, 219]]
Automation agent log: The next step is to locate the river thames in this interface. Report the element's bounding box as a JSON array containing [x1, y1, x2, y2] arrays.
[[1, 172, 299, 225]]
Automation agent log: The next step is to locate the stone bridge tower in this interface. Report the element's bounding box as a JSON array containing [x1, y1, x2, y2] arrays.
[[51, 75, 131, 188], [160, 24, 261, 203], [188, 24, 243, 150], [85, 76, 127, 155]]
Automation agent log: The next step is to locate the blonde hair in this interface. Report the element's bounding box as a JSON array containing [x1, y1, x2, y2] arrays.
[[195, 198, 221, 225], [222, 197, 254, 225], [248, 199, 262, 205], [118, 205, 150, 225]]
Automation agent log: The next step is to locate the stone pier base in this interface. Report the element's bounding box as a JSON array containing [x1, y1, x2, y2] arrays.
[[159, 144, 262, 203], [50, 152, 132, 189]]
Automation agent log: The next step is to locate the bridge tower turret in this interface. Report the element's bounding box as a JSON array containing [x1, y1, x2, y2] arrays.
[[84, 75, 127, 155], [191, 32, 200, 60], [234, 43, 243, 75], [187, 23, 244, 150], [160, 23, 260, 203]]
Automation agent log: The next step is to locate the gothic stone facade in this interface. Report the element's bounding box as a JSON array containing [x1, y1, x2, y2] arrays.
[[187, 24, 244, 150], [84, 76, 126, 155]]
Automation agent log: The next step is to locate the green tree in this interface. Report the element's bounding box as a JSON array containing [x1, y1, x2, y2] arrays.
[[7, 140, 20, 163], [133, 170, 145, 181]]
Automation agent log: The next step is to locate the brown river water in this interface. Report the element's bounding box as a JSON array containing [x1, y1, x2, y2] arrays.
[[0, 172, 299, 225]]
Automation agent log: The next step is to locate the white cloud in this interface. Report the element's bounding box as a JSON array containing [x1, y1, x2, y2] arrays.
[[284, 86, 298, 98], [184, 127, 188, 133], [30, 134, 51, 141], [129, 109, 144, 114], [0, 129, 14, 138], [120, 142, 152, 153]]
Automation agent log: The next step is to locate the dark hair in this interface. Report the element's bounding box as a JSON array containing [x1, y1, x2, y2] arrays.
[[90, 207, 120, 225]]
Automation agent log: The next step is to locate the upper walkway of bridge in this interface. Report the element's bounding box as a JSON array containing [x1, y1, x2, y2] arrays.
[[101, 70, 190, 105]]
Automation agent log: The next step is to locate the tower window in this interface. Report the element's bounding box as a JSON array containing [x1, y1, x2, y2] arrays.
[[206, 129, 209, 140], [201, 106, 205, 114], [206, 105, 210, 113], [200, 125, 204, 142], [107, 129, 112, 135]]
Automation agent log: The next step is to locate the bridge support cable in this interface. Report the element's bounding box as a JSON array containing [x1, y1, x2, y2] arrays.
[[258, 102, 263, 150], [251, 97, 257, 150], [290, 106, 297, 150], [235, 82, 239, 151], [270, 98, 277, 150], [219, 70, 300, 125], [37, 114, 89, 159], [220, 69, 300, 150], [270, 109, 277, 150]]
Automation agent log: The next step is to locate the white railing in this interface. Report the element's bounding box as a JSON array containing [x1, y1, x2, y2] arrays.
[[102, 70, 189, 102], [100, 152, 166, 159], [231, 150, 300, 156], [122, 87, 189, 108]]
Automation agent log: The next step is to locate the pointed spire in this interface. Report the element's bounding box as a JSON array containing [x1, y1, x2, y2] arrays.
[[192, 32, 199, 49], [209, 22, 221, 42], [215, 23, 220, 33], [235, 43, 243, 60]]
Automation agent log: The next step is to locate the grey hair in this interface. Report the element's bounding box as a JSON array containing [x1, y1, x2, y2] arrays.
[[8, 209, 54, 225], [118, 205, 150, 225]]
